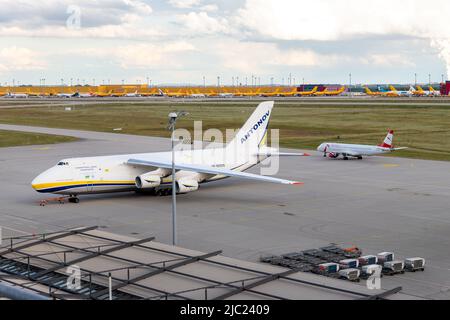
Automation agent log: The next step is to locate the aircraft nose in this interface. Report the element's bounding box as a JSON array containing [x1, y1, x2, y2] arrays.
[[31, 174, 48, 192], [317, 144, 324, 152]]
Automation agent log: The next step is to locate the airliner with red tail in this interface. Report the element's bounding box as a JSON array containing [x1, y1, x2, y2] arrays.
[[317, 130, 408, 160]]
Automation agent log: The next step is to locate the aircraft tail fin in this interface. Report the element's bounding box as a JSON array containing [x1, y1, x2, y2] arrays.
[[226, 101, 274, 164], [379, 130, 394, 148]]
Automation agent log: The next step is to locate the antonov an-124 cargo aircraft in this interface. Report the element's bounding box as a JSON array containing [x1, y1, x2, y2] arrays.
[[32, 101, 308, 202]]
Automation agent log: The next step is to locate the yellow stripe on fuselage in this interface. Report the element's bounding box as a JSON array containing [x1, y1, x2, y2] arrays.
[[32, 180, 135, 190]]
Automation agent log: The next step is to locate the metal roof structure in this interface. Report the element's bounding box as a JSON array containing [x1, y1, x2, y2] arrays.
[[0, 227, 414, 300]]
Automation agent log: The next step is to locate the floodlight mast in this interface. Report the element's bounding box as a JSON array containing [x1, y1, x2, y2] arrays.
[[167, 111, 189, 246]]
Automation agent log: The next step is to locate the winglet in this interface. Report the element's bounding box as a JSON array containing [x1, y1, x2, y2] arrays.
[[291, 181, 304, 185]]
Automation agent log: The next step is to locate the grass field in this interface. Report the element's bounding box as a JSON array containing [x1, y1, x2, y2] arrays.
[[0, 130, 77, 148], [1, 100, 450, 161]]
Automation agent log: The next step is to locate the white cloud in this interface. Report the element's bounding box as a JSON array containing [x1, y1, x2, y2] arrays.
[[0, 25, 163, 39], [116, 42, 197, 69], [176, 11, 231, 35], [0, 0, 156, 39], [168, 0, 202, 9], [71, 41, 197, 69], [214, 40, 345, 74], [0, 47, 46, 72], [200, 4, 218, 12], [431, 39, 450, 77], [236, 0, 450, 76], [361, 54, 415, 68], [237, 0, 450, 41], [214, 39, 417, 74]]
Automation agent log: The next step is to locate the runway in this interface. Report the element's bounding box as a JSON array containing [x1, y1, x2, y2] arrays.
[[0, 124, 449, 299]]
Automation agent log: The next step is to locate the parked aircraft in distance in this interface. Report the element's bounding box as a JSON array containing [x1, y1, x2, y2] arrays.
[[5, 92, 28, 98], [365, 86, 402, 97], [388, 85, 413, 97], [32, 101, 308, 203], [124, 90, 141, 97], [95, 90, 113, 97], [74, 92, 94, 98], [56, 92, 75, 98], [424, 86, 441, 96], [296, 86, 318, 96], [314, 86, 346, 96], [317, 130, 407, 160], [364, 87, 384, 96]]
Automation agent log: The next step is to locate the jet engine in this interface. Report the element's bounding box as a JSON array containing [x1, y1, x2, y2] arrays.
[[135, 174, 162, 189], [176, 178, 199, 194]]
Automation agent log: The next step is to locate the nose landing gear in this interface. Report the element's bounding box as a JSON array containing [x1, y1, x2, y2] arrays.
[[39, 195, 79, 206]]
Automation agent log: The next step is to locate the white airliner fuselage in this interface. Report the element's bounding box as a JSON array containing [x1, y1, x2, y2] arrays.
[[32, 101, 306, 202], [32, 150, 261, 195], [56, 93, 75, 98], [6, 93, 28, 98], [317, 130, 407, 160]]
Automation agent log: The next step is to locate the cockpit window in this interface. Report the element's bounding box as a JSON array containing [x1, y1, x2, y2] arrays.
[[57, 161, 69, 166]]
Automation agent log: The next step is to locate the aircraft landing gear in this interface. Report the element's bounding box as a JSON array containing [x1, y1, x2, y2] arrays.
[[68, 196, 79, 203], [343, 156, 349, 161], [357, 156, 363, 160]]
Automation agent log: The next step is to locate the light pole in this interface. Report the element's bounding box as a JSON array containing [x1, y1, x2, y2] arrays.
[[349, 73, 352, 97], [167, 111, 189, 246]]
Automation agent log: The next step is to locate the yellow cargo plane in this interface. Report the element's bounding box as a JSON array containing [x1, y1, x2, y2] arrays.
[[314, 86, 345, 96], [297, 86, 318, 96], [95, 89, 113, 97]]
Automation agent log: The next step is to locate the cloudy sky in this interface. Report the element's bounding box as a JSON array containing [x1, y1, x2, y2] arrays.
[[1, 0, 450, 86]]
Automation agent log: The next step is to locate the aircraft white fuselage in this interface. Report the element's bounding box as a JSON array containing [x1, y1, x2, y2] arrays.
[[32, 149, 264, 195], [32, 101, 305, 199], [124, 92, 141, 97], [6, 93, 28, 98], [76, 93, 93, 98], [56, 93, 74, 98], [317, 130, 407, 159], [317, 143, 393, 158]]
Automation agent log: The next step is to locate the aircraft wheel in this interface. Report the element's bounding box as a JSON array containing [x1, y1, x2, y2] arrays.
[[69, 197, 79, 203], [343, 157, 349, 161], [358, 156, 363, 160]]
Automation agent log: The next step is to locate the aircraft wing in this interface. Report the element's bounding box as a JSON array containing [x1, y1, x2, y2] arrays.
[[392, 147, 408, 151], [127, 158, 303, 185], [255, 152, 311, 157]]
